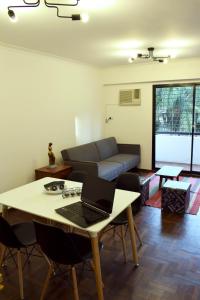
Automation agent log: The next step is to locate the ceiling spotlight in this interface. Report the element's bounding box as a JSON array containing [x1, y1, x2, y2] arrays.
[[128, 57, 134, 63], [8, 0, 40, 21], [72, 14, 81, 21], [8, 9, 17, 22], [81, 13, 89, 23], [128, 47, 171, 64], [44, 0, 84, 21]]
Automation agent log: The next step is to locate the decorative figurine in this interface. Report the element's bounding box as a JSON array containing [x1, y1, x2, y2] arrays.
[[48, 142, 56, 168], [0, 273, 4, 290]]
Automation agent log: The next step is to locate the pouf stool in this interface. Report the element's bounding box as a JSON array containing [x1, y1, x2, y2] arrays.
[[139, 175, 152, 205], [161, 180, 191, 213]]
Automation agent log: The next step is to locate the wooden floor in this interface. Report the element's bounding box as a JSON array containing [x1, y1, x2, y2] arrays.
[[1, 206, 200, 300]]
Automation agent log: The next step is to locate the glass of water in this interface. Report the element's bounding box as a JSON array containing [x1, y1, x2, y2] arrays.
[[75, 187, 82, 196], [62, 188, 70, 198]]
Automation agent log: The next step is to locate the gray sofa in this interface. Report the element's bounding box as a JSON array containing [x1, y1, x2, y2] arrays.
[[61, 137, 140, 181]]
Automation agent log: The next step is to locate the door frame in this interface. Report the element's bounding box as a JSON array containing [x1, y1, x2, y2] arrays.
[[152, 83, 200, 175]]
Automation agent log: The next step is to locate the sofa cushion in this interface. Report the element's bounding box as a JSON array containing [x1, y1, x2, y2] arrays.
[[97, 161, 123, 181], [95, 137, 119, 160], [105, 154, 139, 172], [63, 142, 100, 162]]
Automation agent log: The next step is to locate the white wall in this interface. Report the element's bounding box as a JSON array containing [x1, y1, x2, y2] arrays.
[[2, 48, 200, 193], [104, 83, 152, 169], [101, 58, 200, 170], [0, 45, 103, 193]]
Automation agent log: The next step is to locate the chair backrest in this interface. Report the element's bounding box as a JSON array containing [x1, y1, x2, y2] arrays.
[[34, 221, 84, 265], [116, 173, 141, 214], [67, 170, 88, 183], [0, 216, 22, 248], [116, 173, 140, 192]]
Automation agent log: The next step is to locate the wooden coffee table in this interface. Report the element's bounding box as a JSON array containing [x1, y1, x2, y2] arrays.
[[155, 166, 183, 189]]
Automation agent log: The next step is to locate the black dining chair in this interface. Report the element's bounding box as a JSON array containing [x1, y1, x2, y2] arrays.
[[67, 170, 88, 183], [34, 221, 102, 300], [102, 173, 142, 263], [0, 216, 37, 299]]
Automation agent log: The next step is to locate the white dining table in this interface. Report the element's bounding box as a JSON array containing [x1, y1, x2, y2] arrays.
[[0, 177, 140, 300]]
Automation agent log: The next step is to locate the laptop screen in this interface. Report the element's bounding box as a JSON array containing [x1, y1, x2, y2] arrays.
[[81, 176, 116, 214]]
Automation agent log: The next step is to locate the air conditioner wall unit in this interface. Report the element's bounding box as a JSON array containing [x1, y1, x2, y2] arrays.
[[119, 89, 141, 106]]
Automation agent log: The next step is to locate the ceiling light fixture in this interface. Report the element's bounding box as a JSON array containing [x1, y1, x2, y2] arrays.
[[128, 47, 171, 64], [7, 0, 88, 22]]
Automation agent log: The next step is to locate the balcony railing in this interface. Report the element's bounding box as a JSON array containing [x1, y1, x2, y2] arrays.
[[155, 133, 200, 171]]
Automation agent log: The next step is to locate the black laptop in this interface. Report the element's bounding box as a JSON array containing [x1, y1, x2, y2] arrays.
[[55, 176, 116, 228]]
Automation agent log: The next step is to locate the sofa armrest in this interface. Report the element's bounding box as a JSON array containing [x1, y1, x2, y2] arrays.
[[64, 160, 98, 177], [118, 144, 140, 155]]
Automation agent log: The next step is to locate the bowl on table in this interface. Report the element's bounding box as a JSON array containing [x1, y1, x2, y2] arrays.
[[44, 181, 65, 194]]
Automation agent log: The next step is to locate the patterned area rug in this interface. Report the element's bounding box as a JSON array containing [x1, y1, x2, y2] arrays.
[[145, 175, 200, 215]]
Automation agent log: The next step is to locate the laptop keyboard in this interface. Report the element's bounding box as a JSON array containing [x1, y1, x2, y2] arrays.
[[61, 202, 105, 222]]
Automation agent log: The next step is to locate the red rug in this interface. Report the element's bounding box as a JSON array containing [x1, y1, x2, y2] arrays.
[[145, 175, 200, 215]]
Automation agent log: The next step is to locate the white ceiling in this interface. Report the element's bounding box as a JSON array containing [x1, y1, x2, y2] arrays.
[[0, 0, 200, 67]]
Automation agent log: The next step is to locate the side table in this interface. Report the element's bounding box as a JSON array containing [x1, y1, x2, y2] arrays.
[[155, 166, 183, 189], [35, 164, 72, 180]]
